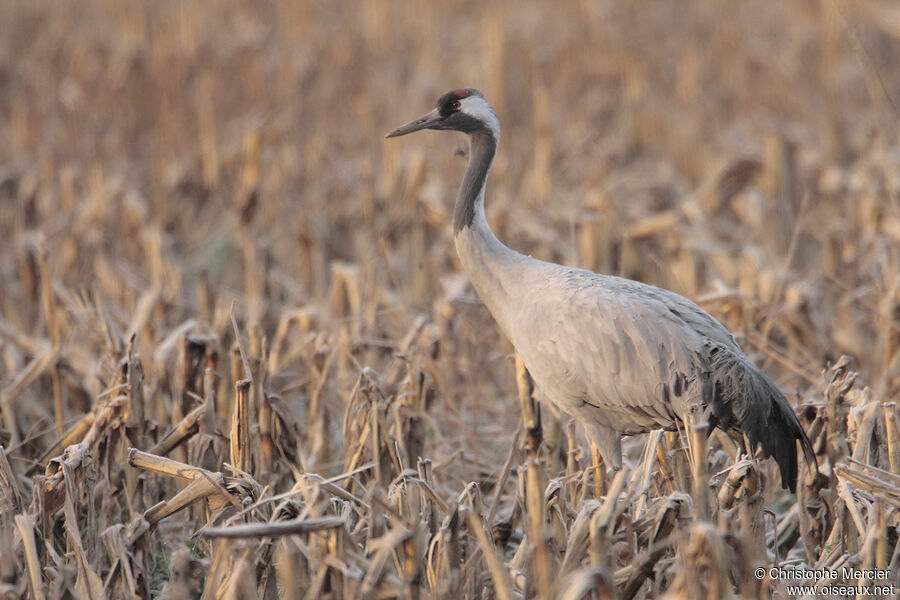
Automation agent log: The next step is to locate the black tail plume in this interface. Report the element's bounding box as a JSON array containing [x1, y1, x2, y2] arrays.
[[706, 347, 818, 493]]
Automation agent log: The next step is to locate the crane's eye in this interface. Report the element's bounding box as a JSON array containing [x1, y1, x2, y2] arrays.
[[450, 100, 461, 110]]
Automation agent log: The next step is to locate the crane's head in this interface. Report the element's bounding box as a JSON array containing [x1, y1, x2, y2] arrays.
[[386, 88, 499, 141]]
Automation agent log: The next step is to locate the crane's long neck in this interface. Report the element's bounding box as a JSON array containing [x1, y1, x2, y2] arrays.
[[453, 130, 528, 339], [453, 131, 496, 235]]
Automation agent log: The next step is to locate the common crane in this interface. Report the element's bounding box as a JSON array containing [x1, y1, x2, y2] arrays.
[[386, 88, 817, 492]]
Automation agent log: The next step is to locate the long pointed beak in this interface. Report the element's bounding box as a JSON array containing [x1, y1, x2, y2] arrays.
[[385, 108, 442, 138]]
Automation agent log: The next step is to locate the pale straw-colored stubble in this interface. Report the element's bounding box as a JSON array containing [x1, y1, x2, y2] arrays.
[[1, 0, 899, 597]]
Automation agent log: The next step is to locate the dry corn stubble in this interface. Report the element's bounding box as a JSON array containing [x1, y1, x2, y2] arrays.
[[1, 0, 900, 598]]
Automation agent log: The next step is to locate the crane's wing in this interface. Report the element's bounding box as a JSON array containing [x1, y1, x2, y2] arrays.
[[511, 269, 816, 491], [511, 270, 712, 434]]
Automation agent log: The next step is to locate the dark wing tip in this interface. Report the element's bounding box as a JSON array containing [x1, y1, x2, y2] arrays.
[[707, 349, 817, 493], [757, 393, 817, 493], [798, 424, 819, 486]]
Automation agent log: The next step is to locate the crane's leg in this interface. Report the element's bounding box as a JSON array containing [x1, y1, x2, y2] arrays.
[[583, 422, 622, 470]]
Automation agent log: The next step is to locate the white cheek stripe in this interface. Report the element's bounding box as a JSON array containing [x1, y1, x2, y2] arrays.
[[460, 96, 501, 141]]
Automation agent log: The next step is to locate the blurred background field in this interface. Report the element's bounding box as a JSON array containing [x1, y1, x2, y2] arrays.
[[1, 1, 899, 598]]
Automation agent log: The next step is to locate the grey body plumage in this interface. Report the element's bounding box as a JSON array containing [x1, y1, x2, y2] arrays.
[[387, 89, 817, 492]]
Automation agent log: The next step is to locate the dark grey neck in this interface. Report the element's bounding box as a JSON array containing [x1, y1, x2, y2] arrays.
[[453, 130, 497, 235]]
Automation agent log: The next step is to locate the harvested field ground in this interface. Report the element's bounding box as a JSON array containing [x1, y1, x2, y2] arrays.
[[1, 1, 899, 598]]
